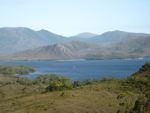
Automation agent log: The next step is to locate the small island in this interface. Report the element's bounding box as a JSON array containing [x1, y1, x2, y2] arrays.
[[0, 65, 35, 76]]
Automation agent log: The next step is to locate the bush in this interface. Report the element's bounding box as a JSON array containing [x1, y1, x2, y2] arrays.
[[73, 81, 83, 87], [35, 74, 60, 85], [46, 75, 72, 91], [35, 74, 73, 91], [16, 77, 34, 85]]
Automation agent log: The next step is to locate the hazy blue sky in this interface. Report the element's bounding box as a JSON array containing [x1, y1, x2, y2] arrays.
[[0, 0, 150, 36]]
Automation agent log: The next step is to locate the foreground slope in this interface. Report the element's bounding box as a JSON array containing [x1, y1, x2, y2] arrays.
[[0, 63, 150, 113], [0, 77, 121, 113]]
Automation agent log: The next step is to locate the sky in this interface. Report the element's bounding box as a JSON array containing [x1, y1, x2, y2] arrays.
[[0, 0, 150, 36]]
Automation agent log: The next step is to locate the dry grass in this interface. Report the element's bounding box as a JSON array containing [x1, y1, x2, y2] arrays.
[[0, 77, 123, 113]]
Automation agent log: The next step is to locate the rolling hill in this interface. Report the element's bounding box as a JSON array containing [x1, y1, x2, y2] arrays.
[[5, 37, 150, 60], [7, 41, 100, 60]]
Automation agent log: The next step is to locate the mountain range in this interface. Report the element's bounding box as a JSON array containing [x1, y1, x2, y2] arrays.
[[0, 27, 150, 60], [0, 27, 67, 54]]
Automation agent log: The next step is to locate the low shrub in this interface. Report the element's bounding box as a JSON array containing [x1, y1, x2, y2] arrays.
[[34, 74, 73, 91], [46, 75, 72, 91], [16, 77, 34, 85]]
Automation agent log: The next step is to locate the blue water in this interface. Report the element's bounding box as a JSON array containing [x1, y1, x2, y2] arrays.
[[0, 57, 150, 80]]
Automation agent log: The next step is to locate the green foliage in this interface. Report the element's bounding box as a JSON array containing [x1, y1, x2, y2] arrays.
[[139, 63, 150, 72], [117, 91, 136, 99], [13, 65, 35, 75], [0, 65, 35, 76], [35, 74, 59, 85], [120, 63, 150, 113], [0, 65, 16, 75], [46, 75, 73, 91], [117, 91, 137, 113], [16, 77, 34, 85], [123, 63, 150, 94], [34, 74, 73, 91]]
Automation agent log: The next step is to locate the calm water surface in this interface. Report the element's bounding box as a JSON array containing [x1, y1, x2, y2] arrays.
[[0, 57, 150, 80]]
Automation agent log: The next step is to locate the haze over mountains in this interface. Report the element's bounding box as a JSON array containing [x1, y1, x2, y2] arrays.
[[0, 27, 67, 54], [0, 27, 150, 60], [70, 32, 98, 39]]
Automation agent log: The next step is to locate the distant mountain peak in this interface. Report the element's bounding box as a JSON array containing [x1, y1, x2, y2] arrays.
[[37, 29, 65, 38], [102, 30, 128, 35], [74, 32, 98, 38], [38, 29, 50, 32], [0, 27, 34, 31]]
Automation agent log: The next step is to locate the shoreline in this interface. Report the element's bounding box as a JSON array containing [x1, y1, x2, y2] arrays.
[[0, 56, 150, 61]]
